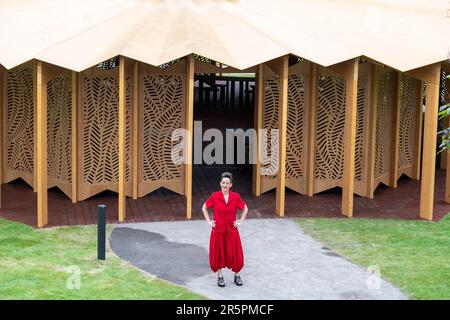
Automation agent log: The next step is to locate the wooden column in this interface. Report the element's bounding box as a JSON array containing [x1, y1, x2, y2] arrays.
[[412, 80, 423, 180], [118, 56, 126, 222], [275, 55, 289, 217], [342, 59, 359, 217], [76, 70, 83, 202], [367, 64, 379, 198], [132, 61, 139, 200], [389, 71, 402, 188], [36, 61, 48, 228], [33, 61, 38, 192], [71, 71, 78, 203], [407, 63, 441, 220], [420, 65, 440, 220], [329, 58, 359, 217], [306, 62, 317, 197], [185, 55, 194, 219], [252, 64, 263, 196]]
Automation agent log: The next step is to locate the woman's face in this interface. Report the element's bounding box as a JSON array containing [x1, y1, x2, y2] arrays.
[[220, 178, 232, 192]]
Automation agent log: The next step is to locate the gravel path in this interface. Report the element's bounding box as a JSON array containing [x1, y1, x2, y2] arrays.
[[110, 219, 408, 300]]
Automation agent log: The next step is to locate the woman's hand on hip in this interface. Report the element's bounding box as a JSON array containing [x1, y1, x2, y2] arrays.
[[208, 220, 216, 228], [234, 220, 241, 228]]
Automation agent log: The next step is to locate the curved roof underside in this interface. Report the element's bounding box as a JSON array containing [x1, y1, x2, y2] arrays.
[[0, 0, 449, 72]]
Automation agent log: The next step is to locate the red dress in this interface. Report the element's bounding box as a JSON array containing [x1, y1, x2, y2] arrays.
[[205, 190, 246, 273]]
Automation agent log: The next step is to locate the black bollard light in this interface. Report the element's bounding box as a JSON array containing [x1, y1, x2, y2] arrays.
[[98, 204, 106, 260]]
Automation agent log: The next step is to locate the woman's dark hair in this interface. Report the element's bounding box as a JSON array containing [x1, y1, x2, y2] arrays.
[[220, 172, 233, 183]]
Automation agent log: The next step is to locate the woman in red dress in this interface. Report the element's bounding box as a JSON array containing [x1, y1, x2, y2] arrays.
[[202, 172, 248, 287]]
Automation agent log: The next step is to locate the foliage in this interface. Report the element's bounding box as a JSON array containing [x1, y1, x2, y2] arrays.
[[437, 74, 450, 153]]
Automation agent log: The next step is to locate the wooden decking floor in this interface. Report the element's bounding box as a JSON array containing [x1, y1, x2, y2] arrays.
[[1, 166, 449, 228]]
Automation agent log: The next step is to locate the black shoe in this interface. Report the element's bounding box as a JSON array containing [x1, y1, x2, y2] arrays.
[[217, 276, 225, 287], [234, 275, 243, 286]]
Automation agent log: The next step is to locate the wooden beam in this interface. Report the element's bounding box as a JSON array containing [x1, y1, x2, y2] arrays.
[[305, 62, 317, 197], [328, 59, 358, 80], [405, 64, 441, 84], [252, 64, 263, 196], [412, 81, 423, 180], [275, 55, 289, 217], [45, 63, 70, 82], [442, 62, 450, 74], [337, 58, 359, 217], [36, 61, 48, 228], [367, 64, 379, 198], [195, 60, 257, 74], [363, 56, 388, 70], [419, 63, 441, 220], [132, 61, 139, 200], [185, 55, 195, 219], [389, 71, 402, 187], [71, 71, 78, 203], [118, 56, 126, 222]]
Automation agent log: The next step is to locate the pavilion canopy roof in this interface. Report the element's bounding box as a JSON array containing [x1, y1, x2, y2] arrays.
[[0, 0, 449, 72]]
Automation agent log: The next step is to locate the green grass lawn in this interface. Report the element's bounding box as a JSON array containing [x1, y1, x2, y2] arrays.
[[0, 218, 205, 299], [296, 215, 450, 300]]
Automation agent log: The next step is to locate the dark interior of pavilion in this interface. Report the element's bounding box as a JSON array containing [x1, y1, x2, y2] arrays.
[[193, 72, 256, 199]]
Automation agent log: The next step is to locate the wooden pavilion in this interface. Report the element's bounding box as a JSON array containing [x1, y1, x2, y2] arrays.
[[0, 0, 450, 227]]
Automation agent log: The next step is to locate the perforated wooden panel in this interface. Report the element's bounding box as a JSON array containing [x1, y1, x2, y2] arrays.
[[46, 74, 72, 197], [353, 63, 371, 197], [139, 71, 185, 196], [397, 75, 420, 179], [312, 64, 371, 196], [260, 64, 279, 194], [260, 63, 371, 197], [373, 69, 395, 190], [125, 76, 132, 189], [442, 69, 450, 169], [441, 69, 449, 104], [4, 64, 35, 187], [355, 81, 367, 182], [78, 67, 133, 201], [285, 63, 307, 194], [314, 69, 346, 193]]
